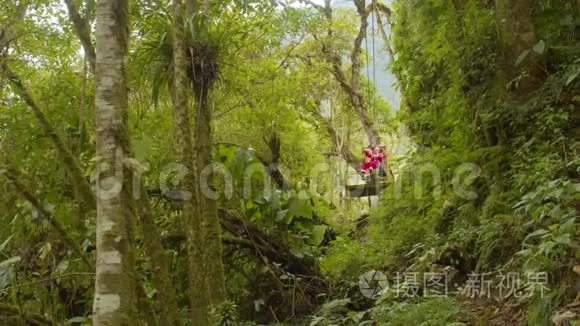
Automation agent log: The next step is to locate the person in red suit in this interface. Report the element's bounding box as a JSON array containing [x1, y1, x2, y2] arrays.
[[373, 145, 387, 177], [360, 147, 378, 179]]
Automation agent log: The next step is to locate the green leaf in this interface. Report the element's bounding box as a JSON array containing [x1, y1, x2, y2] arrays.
[[532, 40, 545, 54], [288, 196, 312, 220], [289, 247, 305, 258], [231, 149, 251, 180], [526, 229, 548, 238], [66, 316, 89, 324], [0, 256, 21, 267], [310, 316, 324, 326], [565, 66, 579, 86], [0, 236, 13, 253], [38, 242, 52, 261], [515, 49, 530, 66], [54, 260, 70, 276], [276, 209, 289, 223], [516, 249, 532, 256], [0, 256, 21, 289], [553, 234, 571, 245], [309, 225, 327, 246], [560, 217, 576, 231]]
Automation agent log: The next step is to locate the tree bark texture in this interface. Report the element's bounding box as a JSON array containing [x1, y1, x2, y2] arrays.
[[64, 0, 96, 72], [496, 0, 545, 94], [172, 0, 211, 324], [93, 0, 135, 323]]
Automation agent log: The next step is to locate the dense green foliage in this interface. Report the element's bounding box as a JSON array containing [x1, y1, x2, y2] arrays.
[[316, 1, 580, 325], [0, 0, 578, 325]]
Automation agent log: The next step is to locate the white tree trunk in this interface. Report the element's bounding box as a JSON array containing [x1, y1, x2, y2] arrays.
[[93, 0, 134, 324]]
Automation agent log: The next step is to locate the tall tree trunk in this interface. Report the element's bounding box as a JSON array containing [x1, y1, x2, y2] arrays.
[[172, 0, 210, 324], [132, 196, 181, 326], [496, 0, 544, 95], [93, 0, 135, 323], [264, 133, 291, 190], [190, 0, 227, 309], [63, 1, 179, 321], [194, 84, 226, 306]]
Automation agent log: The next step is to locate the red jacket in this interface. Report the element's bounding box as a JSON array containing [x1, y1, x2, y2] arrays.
[[363, 148, 373, 160], [361, 149, 379, 171]]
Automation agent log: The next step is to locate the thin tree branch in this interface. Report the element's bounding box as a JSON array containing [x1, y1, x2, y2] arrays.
[[276, 34, 307, 70], [0, 272, 95, 293], [63, 0, 96, 72]]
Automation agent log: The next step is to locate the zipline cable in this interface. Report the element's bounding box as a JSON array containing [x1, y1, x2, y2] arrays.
[[365, 0, 378, 122], [365, 24, 371, 108], [371, 0, 376, 104]]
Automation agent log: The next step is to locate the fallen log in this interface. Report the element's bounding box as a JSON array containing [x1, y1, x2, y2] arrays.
[[163, 208, 327, 281]]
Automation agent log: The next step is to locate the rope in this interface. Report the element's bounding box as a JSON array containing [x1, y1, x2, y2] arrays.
[[365, 1, 377, 113], [371, 0, 376, 101], [365, 25, 371, 105]]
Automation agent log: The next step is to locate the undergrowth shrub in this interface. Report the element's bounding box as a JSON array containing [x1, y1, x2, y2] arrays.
[[370, 297, 470, 326], [320, 235, 368, 281]]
